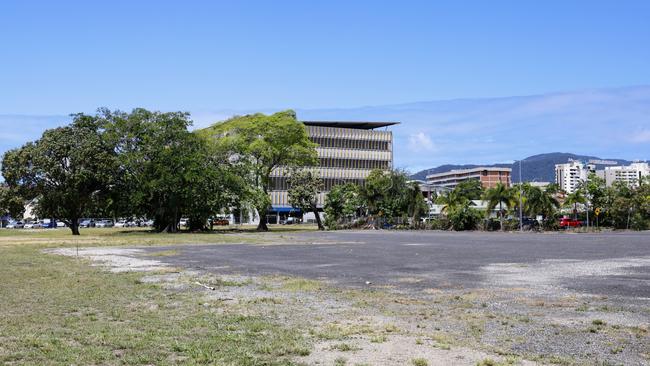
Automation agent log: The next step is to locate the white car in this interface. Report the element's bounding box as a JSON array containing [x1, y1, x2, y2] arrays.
[[6, 221, 24, 229], [115, 220, 134, 228], [56, 221, 66, 228], [95, 220, 114, 228], [24, 221, 43, 229], [179, 218, 189, 227]]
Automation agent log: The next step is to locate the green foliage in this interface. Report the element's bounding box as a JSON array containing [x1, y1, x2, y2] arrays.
[[287, 169, 324, 230], [324, 183, 363, 229], [361, 169, 410, 224], [0, 185, 24, 219], [483, 183, 516, 231], [105, 108, 239, 232], [203, 110, 317, 231], [446, 202, 483, 231], [1, 114, 119, 234]]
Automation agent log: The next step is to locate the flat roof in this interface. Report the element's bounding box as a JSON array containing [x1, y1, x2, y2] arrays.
[[302, 121, 399, 130], [426, 166, 512, 180]]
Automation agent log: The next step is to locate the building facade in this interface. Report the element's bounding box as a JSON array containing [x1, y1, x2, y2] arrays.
[[425, 167, 511, 190], [603, 162, 649, 187], [554, 160, 596, 194], [267, 121, 397, 222]]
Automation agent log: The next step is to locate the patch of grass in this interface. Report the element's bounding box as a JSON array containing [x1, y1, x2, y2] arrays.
[[247, 297, 283, 305], [591, 319, 606, 326], [330, 343, 360, 352], [0, 244, 309, 365], [279, 278, 322, 292], [476, 359, 497, 366], [370, 335, 387, 343], [334, 356, 347, 366], [411, 358, 429, 366], [146, 249, 180, 257]]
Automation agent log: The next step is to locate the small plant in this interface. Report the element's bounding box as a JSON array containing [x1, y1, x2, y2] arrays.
[[411, 358, 429, 366], [591, 319, 606, 326], [476, 359, 497, 366], [370, 335, 387, 343], [330, 343, 359, 352], [334, 357, 347, 366]]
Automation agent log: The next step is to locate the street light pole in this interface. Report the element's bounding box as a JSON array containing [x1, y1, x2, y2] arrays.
[[519, 159, 523, 232]]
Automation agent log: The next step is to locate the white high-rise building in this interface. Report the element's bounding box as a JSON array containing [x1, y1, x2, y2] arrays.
[[603, 162, 649, 187], [555, 160, 596, 194]]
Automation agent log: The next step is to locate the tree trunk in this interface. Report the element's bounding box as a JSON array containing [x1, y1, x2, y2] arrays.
[[499, 201, 504, 231], [312, 205, 324, 230], [256, 204, 269, 231], [70, 218, 80, 236]]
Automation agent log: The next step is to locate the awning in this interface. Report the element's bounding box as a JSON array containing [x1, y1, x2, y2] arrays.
[[269, 206, 301, 213]]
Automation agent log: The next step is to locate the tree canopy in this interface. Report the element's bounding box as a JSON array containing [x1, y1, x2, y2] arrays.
[[1, 114, 119, 235], [201, 110, 318, 231]]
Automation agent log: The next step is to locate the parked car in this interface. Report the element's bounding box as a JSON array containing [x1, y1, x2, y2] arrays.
[[179, 218, 189, 227], [24, 221, 43, 229], [115, 220, 135, 228], [79, 219, 95, 228], [56, 221, 66, 228], [212, 218, 230, 226], [143, 219, 155, 227], [6, 221, 25, 229], [520, 217, 539, 230], [559, 217, 582, 228], [95, 220, 114, 228]]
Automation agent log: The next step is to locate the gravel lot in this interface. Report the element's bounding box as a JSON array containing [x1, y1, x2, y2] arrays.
[[59, 230, 650, 365]]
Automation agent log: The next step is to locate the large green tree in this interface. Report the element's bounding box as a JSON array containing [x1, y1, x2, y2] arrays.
[[202, 110, 317, 231], [287, 169, 324, 230], [105, 108, 236, 232], [1, 114, 119, 235]]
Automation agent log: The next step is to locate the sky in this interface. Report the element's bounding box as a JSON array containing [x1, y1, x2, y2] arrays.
[[1, 1, 650, 171]]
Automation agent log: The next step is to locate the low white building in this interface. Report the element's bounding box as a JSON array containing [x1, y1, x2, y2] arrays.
[[603, 162, 649, 187], [555, 160, 595, 194]]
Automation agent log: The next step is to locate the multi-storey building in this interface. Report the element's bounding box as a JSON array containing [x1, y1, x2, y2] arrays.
[[603, 162, 649, 187], [554, 160, 596, 194], [425, 167, 511, 190], [267, 121, 397, 222]]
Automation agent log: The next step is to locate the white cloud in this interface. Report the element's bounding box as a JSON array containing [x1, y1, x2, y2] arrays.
[[630, 130, 650, 143], [408, 132, 436, 152]]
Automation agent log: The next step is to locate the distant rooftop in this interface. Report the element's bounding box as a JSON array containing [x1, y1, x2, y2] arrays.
[[302, 121, 399, 130], [426, 166, 512, 179]]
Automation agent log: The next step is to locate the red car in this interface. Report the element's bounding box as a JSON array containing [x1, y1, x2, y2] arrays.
[[559, 217, 582, 228]]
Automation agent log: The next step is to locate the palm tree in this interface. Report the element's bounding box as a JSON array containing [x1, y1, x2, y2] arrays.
[[483, 182, 516, 231], [524, 185, 560, 222], [406, 181, 428, 227], [565, 188, 586, 220]]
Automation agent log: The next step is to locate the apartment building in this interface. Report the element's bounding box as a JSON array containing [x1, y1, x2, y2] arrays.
[[554, 160, 596, 194], [267, 121, 397, 222], [425, 167, 512, 190], [603, 162, 649, 187]]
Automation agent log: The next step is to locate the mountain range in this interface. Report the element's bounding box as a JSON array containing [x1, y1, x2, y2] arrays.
[[410, 152, 639, 183]]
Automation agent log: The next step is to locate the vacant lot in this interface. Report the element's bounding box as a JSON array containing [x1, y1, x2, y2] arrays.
[[2, 229, 649, 365]]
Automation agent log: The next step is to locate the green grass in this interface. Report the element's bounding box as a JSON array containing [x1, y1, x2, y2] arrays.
[[411, 358, 429, 366], [0, 225, 317, 249], [0, 243, 310, 365]]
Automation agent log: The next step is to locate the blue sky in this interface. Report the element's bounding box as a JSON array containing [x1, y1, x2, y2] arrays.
[[1, 1, 650, 170]]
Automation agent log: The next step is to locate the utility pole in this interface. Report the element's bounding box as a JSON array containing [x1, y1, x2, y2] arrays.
[[519, 159, 523, 232]]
